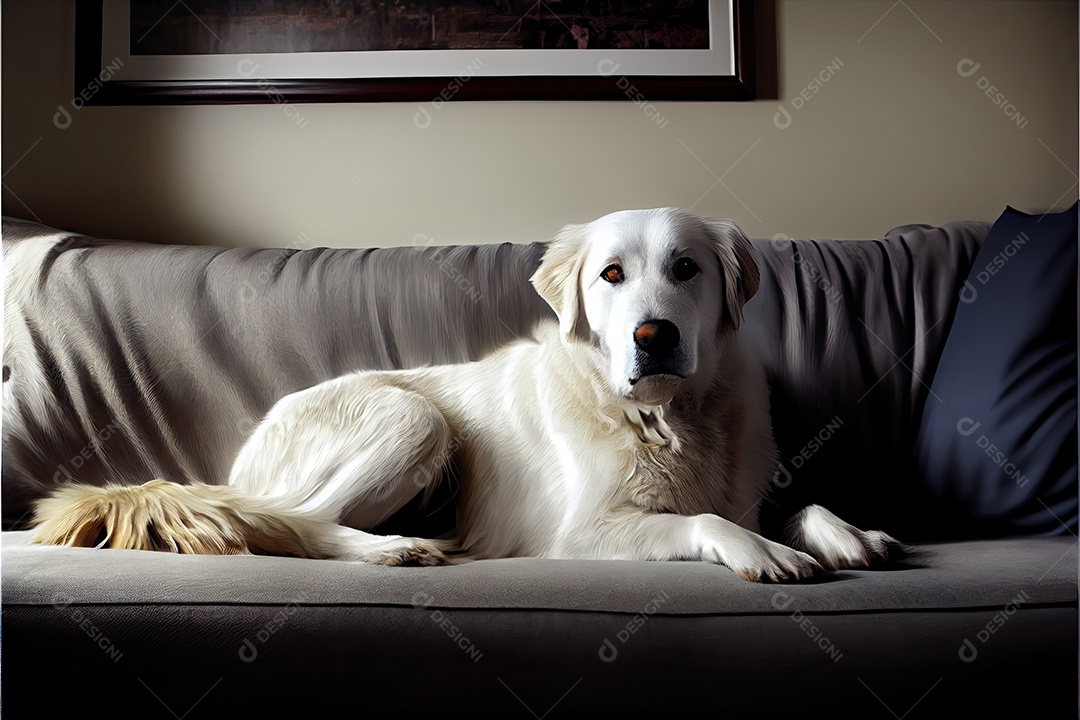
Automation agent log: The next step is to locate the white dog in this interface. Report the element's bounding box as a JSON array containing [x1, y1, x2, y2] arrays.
[[33, 208, 904, 582]]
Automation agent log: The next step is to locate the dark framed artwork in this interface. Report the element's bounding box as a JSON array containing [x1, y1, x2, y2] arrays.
[[74, 0, 768, 105]]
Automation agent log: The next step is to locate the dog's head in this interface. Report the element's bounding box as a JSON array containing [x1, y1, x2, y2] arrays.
[[530, 207, 759, 406]]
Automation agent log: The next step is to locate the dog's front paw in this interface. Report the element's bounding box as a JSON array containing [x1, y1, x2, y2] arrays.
[[786, 504, 909, 571], [857, 529, 909, 567], [734, 541, 823, 583], [701, 521, 823, 583]]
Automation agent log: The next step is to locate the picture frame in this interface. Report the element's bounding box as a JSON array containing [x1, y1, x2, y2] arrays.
[[74, 0, 767, 105]]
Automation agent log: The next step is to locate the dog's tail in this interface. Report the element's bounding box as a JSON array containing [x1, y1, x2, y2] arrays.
[[31, 479, 335, 558]]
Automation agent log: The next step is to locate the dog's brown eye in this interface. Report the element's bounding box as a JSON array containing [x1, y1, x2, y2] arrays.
[[673, 257, 700, 281], [602, 264, 624, 284]]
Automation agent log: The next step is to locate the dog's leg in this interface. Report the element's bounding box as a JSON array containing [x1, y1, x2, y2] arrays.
[[783, 504, 908, 571], [584, 511, 823, 582], [308, 524, 451, 566], [229, 377, 455, 565]]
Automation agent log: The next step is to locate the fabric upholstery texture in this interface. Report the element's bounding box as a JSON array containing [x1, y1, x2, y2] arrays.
[[2, 531, 1073, 613], [915, 203, 1078, 536]]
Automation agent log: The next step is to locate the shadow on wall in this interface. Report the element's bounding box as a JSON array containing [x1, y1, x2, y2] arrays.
[[1, 3, 201, 244]]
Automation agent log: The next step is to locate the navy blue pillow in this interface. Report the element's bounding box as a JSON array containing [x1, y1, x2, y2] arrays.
[[916, 203, 1077, 536]]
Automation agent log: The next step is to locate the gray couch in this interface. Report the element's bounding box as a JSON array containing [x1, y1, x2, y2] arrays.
[[2, 216, 1075, 717]]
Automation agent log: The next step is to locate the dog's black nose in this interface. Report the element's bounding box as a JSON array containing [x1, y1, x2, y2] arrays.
[[634, 320, 680, 359]]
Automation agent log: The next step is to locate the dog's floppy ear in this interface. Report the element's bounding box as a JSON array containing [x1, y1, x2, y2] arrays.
[[530, 223, 591, 342], [707, 218, 760, 332]]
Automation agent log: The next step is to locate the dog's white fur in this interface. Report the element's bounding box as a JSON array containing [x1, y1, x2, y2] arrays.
[[33, 208, 903, 582]]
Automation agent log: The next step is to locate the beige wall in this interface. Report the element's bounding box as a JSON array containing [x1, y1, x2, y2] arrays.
[[3, 1, 1077, 248]]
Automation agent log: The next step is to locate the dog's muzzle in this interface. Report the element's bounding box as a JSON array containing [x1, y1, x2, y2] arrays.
[[634, 319, 680, 360], [628, 320, 685, 404]]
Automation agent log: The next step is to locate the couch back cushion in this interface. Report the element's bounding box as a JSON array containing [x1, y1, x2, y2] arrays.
[[2, 218, 988, 538], [915, 204, 1078, 537], [748, 223, 987, 538]]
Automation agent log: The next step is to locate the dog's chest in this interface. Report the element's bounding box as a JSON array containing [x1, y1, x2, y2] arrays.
[[624, 417, 737, 517]]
